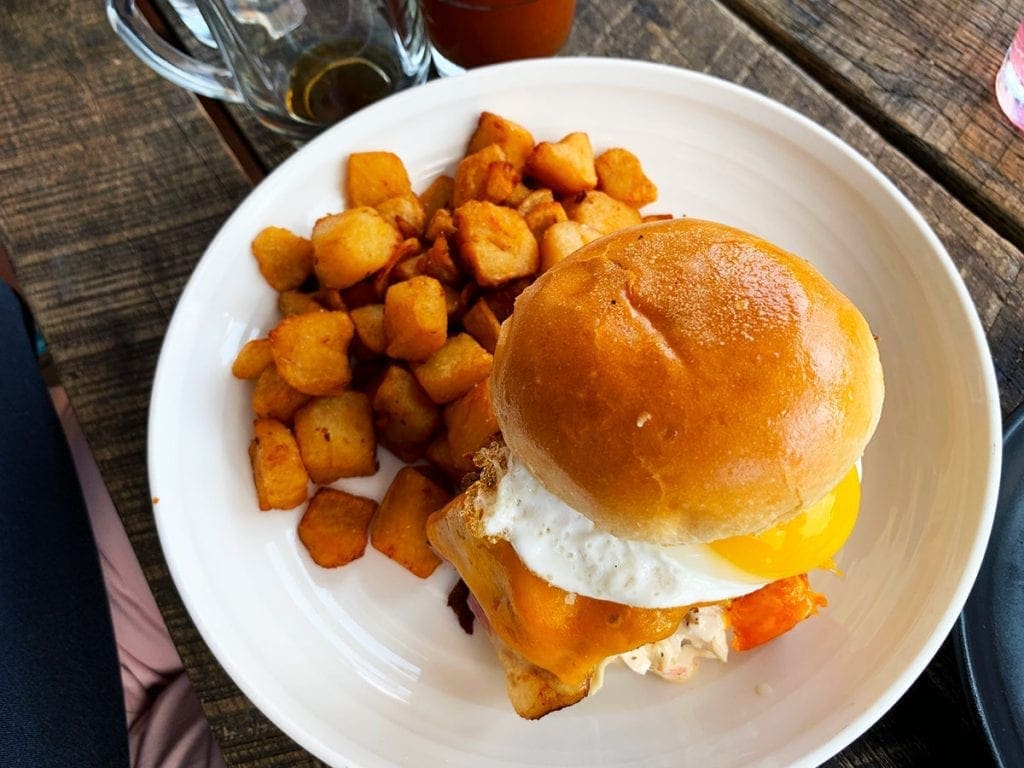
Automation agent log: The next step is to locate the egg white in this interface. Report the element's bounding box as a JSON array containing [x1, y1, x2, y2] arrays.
[[482, 455, 768, 609]]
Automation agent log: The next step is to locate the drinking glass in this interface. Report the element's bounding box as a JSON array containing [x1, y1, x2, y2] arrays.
[[417, 0, 575, 77], [108, 0, 430, 140]]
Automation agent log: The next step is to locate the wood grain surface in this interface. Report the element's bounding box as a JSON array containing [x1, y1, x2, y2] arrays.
[[724, 0, 1024, 256], [0, 0, 1014, 766]]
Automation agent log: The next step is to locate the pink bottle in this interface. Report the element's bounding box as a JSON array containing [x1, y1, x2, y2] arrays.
[[996, 21, 1024, 129]]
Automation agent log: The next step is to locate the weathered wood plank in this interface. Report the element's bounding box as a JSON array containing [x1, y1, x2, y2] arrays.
[[0, 1, 318, 765], [722, 0, 1024, 258]]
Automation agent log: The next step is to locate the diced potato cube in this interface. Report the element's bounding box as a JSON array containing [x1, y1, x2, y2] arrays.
[[418, 175, 454, 223], [251, 226, 314, 291], [278, 290, 325, 316], [503, 182, 533, 207], [460, 298, 502, 353], [252, 365, 310, 422], [392, 254, 425, 282], [483, 161, 521, 204], [346, 151, 412, 207], [269, 311, 354, 395], [425, 208, 456, 240], [523, 200, 568, 241], [371, 237, 423, 298], [312, 288, 346, 311], [383, 276, 448, 361], [249, 418, 309, 510], [594, 148, 658, 208], [525, 132, 597, 195], [412, 333, 492, 404], [421, 236, 461, 284], [444, 379, 500, 473], [376, 194, 426, 238], [453, 143, 506, 207], [562, 190, 642, 235], [442, 284, 461, 319], [294, 392, 377, 483], [372, 365, 440, 449], [350, 304, 387, 355], [455, 201, 538, 287], [425, 431, 461, 481], [342, 280, 378, 310], [516, 188, 555, 216], [312, 207, 400, 289], [539, 220, 604, 272], [298, 487, 377, 568], [232, 338, 274, 379], [467, 112, 535, 172], [370, 467, 452, 577], [481, 278, 531, 321]]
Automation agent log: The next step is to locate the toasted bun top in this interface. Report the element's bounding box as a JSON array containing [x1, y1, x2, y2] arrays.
[[490, 219, 884, 545]]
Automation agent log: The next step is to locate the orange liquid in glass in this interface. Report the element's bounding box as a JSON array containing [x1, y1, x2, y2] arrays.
[[420, 0, 576, 69]]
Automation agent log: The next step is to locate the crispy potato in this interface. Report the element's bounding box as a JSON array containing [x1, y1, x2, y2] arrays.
[[444, 379, 500, 473], [341, 280, 378, 310], [539, 220, 604, 272], [384, 276, 448, 361], [278, 290, 325, 316], [312, 287, 346, 311], [467, 112, 535, 172], [346, 151, 412, 207], [525, 132, 597, 195], [483, 161, 521, 204], [481, 278, 531, 322], [562, 190, 642, 235], [249, 418, 309, 510], [421, 236, 461, 284], [392, 254, 425, 282], [442, 284, 462, 319], [371, 467, 452, 577], [425, 431, 461, 481], [642, 213, 674, 223], [455, 201, 538, 287], [350, 304, 387, 355], [298, 487, 377, 567], [523, 200, 568, 241], [372, 365, 440, 452], [251, 226, 314, 291], [412, 333, 493, 404], [312, 207, 401, 289], [425, 207, 456, 240], [516, 188, 555, 216], [504, 182, 533, 208], [372, 236, 423, 298], [418, 175, 454, 223], [453, 143, 506, 207], [232, 338, 274, 379], [252, 365, 310, 422], [376, 193, 426, 238], [460, 298, 502, 353], [594, 148, 658, 208], [294, 392, 376, 483], [269, 311, 354, 396]]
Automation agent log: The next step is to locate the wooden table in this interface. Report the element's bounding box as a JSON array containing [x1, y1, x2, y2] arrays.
[[2, 0, 1018, 765]]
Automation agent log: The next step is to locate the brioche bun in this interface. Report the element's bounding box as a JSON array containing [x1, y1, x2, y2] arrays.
[[490, 218, 883, 545]]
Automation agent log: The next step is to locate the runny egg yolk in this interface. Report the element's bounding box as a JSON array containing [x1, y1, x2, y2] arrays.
[[708, 466, 860, 580]]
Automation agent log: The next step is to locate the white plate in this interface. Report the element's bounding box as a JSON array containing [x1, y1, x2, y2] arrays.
[[149, 58, 1001, 767]]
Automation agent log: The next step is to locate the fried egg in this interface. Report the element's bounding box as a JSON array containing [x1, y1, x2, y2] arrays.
[[482, 455, 860, 609]]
